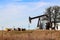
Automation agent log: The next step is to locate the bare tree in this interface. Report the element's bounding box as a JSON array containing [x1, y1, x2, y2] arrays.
[[45, 6, 60, 29]]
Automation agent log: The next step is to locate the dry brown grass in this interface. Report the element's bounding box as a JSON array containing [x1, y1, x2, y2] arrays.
[[0, 30, 60, 40]]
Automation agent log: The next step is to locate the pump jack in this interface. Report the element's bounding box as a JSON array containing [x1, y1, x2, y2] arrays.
[[29, 14, 48, 29]]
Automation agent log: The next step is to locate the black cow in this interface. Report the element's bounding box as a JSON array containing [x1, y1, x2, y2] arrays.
[[22, 28, 26, 31], [18, 28, 21, 31]]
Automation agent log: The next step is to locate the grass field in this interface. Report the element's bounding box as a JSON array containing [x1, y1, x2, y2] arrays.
[[0, 30, 60, 40]]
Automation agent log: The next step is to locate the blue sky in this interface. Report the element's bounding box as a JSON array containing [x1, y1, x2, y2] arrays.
[[0, 0, 60, 30]]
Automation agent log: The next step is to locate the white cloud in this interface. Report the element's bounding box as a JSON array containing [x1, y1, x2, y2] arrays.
[[0, 2, 47, 15], [26, 2, 47, 11]]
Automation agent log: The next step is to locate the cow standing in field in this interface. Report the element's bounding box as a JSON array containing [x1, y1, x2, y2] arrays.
[[5, 28, 12, 31], [14, 28, 17, 31], [22, 28, 26, 31], [18, 28, 21, 31]]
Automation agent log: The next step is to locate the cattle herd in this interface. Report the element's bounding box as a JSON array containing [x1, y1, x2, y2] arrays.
[[5, 28, 26, 31]]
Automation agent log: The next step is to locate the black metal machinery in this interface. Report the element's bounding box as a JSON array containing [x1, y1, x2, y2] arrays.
[[29, 14, 48, 29]]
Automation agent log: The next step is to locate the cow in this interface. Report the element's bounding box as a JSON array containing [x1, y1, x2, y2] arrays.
[[22, 28, 26, 31], [5, 28, 12, 32], [17, 28, 21, 31]]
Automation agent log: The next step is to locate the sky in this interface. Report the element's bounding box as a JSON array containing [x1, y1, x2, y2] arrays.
[[0, 0, 60, 30]]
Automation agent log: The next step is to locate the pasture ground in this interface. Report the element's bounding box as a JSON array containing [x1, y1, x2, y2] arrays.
[[0, 30, 60, 40]]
